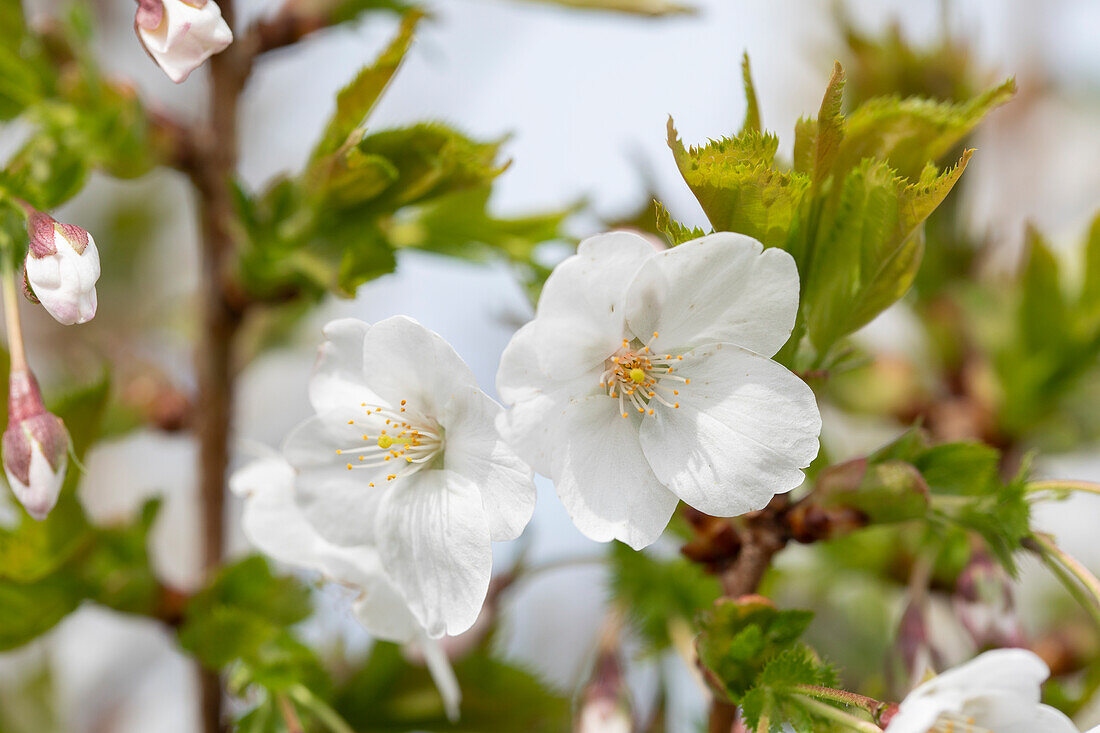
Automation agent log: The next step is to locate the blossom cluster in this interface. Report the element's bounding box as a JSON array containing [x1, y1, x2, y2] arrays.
[[231, 230, 822, 712]]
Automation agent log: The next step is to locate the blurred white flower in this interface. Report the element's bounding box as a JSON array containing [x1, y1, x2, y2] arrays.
[[134, 0, 233, 83], [230, 454, 461, 720], [281, 316, 535, 638], [24, 211, 99, 326], [2, 370, 69, 520], [885, 648, 1077, 733], [496, 231, 820, 549]]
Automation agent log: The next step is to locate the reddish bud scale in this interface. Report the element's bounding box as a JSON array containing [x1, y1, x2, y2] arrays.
[[3, 371, 69, 487], [26, 211, 89, 258]]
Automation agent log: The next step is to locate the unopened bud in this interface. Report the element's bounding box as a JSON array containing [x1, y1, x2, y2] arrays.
[[24, 209, 99, 325], [135, 0, 233, 84], [2, 370, 69, 520]]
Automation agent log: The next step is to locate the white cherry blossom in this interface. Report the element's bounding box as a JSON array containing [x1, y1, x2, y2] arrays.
[[496, 231, 820, 549], [885, 648, 1077, 733], [280, 316, 535, 638], [230, 454, 460, 720]]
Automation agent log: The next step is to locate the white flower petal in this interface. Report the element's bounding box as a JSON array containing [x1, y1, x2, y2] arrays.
[[359, 316, 479, 420], [309, 318, 384, 414], [624, 233, 799, 357], [551, 395, 679, 549], [232, 456, 421, 643], [375, 469, 493, 637], [531, 231, 655, 379], [639, 343, 820, 517], [887, 649, 1059, 733], [1001, 704, 1077, 733], [283, 412, 386, 547], [442, 386, 535, 541], [497, 322, 598, 477]]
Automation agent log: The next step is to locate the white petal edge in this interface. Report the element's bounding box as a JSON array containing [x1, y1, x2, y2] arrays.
[[624, 232, 799, 358], [359, 316, 480, 422], [531, 231, 656, 379], [374, 469, 493, 638], [441, 386, 535, 541], [638, 343, 820, 517], [550, 394, 679, 549], [309, 318, 384, 415]]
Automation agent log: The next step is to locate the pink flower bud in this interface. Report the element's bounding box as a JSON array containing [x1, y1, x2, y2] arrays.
[[135, 0, 233, 84], [24, 210, 100, 325], [2, 371, 69, 521]]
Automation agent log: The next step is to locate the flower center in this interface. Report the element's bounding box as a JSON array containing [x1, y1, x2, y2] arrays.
[[931, 713, 991, 733], [600, 332, 688, 418], [334, 399, 443, 487]]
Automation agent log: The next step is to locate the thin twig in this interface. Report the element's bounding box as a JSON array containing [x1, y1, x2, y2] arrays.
[[277, 695, 304, 733], [1027, 479, 1100, 499], [791, 685, 891, 724], [792, 696, 883, 732], [1027, 533, 1100, 630]]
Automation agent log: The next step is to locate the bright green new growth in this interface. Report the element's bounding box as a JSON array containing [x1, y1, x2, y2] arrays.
[[663, 56, 1014, 368]]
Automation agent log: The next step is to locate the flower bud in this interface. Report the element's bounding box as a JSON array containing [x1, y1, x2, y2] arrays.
[[135, 0, 233, 84], [24, 210, 100, 325], [2, 370, 69, 520]]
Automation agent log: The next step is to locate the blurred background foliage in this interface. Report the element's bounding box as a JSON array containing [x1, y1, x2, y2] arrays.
[[2, 0, 1100, 731]]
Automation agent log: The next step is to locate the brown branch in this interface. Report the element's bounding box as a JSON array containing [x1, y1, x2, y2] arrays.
[[185, 2, 253, 730], [250, 7, 330, 55]]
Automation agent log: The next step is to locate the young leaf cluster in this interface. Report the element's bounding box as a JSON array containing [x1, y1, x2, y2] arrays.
[[233, 12, 571, 304], [695, 597, 842, 732], [663, 55, 1014, 367], [0, 4, 155, 224]]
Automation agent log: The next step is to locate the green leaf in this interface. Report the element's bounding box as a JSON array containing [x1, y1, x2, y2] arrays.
[[739, 52, 761, 135], [336, 642, 571, 731], [834, 78, 1015, 179], [812, 61, 846, 187], [355, 123, 506, 210], [654, 200, 706, 245], [311, 10, 423, 160], [804, 151, 972, 352], [1081, 212, 1100, 316], [667, 118, 810, 250], [1019, 228, 1069, 353], [609, 541, 721, 651], [0, 576, 82, 651], [695, 596, 816, 703]]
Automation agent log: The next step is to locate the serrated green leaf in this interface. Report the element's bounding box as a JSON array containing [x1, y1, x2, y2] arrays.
[[668, 118, 810, 249], [740, 52, 760, 135], [804, 151, 972, 352], [835, 78, 1014, 179], [695, 597, 818, 703], [311, 10, 422, 160], [812, 61, 846, 186], [653, 200, 705, 246]]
